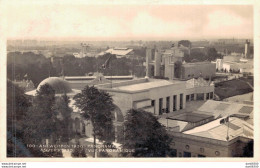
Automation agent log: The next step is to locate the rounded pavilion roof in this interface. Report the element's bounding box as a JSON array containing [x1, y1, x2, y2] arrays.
[[37, 77, 72, 94]]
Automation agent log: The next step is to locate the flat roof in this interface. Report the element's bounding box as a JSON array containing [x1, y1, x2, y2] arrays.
[[113, 80, 175, 92], [65, 76, 133, 80], [182, 62, 214, 67], [167, 112, 213, 123]]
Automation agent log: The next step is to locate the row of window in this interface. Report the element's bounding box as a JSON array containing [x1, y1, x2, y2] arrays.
[[186, 92, 214, 101], [169, 149, 206, 157], [169, 143, 221, 157]]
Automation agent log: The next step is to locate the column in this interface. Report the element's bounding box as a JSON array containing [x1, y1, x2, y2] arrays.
[[182, 93, 186, 109], [155, 99, 159, 115], [176, 94, 180, 111], [204, 93, 207, 101], [146, 49, 151, 77], [154, 50, 161, 76], [169, 96, 173, 113], [194, 94, 197, 101]]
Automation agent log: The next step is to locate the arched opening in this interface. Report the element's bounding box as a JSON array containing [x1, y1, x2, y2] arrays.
[[75, 118, 81, 135]]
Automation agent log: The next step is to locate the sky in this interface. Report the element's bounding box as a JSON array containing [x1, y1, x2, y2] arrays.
[[2, 4, 253, 40]]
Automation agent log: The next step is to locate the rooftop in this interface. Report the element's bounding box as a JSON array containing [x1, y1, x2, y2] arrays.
[[37, 77, 72, 94], [182, 62, 214, 67], [167, 112, 214, 123], [105, 48, 133, 56], [184, 117, 253, 141], [113, 80, 175, 92]]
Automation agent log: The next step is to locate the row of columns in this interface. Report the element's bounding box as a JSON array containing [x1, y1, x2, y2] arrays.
[[153, 93, 186, 115]]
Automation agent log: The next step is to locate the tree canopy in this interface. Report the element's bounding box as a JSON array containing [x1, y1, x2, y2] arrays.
[[122, 109, 172, 157], [7, 52, 146, 87], [54, 94, 74, 142], [23, 84, 57, 143], [73, 86, 115, 157], [7, 80, 31, 157], [243, 140, 253, 157], [178, 40, 191, 48]]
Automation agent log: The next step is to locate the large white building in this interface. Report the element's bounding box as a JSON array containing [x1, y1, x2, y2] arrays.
[[26, 75, 214, 143]]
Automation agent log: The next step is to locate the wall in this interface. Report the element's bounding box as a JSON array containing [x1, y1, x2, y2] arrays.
[[164, 56, 175, 80], [169, 131, 252, 157], [181, 63, 216, 79]]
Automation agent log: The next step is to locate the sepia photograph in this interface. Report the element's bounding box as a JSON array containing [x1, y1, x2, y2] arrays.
[[0, 0, 259, 163]]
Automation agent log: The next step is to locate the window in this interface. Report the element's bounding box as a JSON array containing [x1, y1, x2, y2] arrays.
[[197, 93, 204, 100], [186, 95, 190, 101], [198, 154, 206, 157], [159, 98, 163, 115], [183, 151, 191, 157], [206, 93, 210, 100], [173, 95, 177, 111], [169, 149, 177, 157], [191, 94, 194, 101], [151, 100, 155, 106], [178, 152, 182, 157], [210, 92, 213, 99]]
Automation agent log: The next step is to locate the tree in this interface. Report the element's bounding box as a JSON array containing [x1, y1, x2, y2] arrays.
[[23, 84, 57, 144], [71, 140, 87, 157], [178, 40, 191, 48], [243, 140, 253, 157], [207, 47, 222, 61], [54, 94, 73, 142], [7, 80, 31, 157], [122, 109, 172, 157], [73, 86, 115, 157]]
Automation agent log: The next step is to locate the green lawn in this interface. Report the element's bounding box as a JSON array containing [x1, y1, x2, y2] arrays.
[[214, 77, 253, 100]]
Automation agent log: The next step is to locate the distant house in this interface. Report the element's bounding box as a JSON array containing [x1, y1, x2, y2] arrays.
[[98, 48, 134, 58]]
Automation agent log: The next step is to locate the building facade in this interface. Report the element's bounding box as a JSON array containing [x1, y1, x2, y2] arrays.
[[146, 46, 216, 80]]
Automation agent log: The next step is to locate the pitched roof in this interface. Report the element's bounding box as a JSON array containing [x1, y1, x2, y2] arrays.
[[196, 100, 253, 119], [184, 117, 253, 141]]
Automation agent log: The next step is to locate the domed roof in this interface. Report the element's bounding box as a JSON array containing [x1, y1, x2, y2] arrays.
[[37, 77, 72, 94]]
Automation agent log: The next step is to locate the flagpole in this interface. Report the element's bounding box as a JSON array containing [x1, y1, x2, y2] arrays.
[[111, 70, 113, 88], [226, 115, 230, 141]]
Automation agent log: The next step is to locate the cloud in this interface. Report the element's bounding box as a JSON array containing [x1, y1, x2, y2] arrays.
[[4, 4, 253, 39], [131, 12, 192, 38], [202, 9, 253, 38]]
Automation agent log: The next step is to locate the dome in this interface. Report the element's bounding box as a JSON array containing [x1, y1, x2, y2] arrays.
[[37, 77, 72, 94]]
